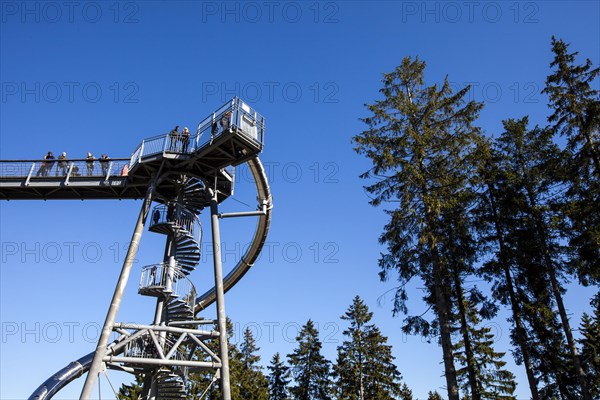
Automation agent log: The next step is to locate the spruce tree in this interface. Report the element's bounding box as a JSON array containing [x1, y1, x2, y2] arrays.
[[188, 318, 242, 399], [117, 375, 143, 400], [334, 296, 403, 400], [287, 319, 332, 400], [580, 292, 600, 398], [439, 194, 484, 400], [399, 383, 413, 400], [353, 56, 483, 400], [452, 293, 517, 399], [495, 117, 590, 399], [427, 390, 443, 400], [543, 37, 600, 286], [473, 138, 541, 399], [238, 327, 269, 400], [543, 36, 600, 177], [268, 352, 291, 400]]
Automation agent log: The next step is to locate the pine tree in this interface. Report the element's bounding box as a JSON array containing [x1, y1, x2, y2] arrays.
[[580, 292, 600, 398], [238, 327, 269, 400], [334, 296, 403, 400], [287, 319, 332, 400], [452, 293, 517, 399], [353, 56, 483, 400], [268, 352, 291, 400], [543, 37, 600, 286]]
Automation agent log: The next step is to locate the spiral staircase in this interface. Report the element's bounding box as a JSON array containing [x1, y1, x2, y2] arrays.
[[120, 178, 215, 398], [15, 98, 273, 400]]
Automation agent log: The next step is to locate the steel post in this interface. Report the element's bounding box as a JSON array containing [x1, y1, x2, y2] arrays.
[[80, 181, 155, 399], [211, 189, 231, 400]]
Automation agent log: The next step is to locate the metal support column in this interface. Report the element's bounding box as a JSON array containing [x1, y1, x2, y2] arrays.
[[210, 189, 231, 400], [80, 181, 156, 399]]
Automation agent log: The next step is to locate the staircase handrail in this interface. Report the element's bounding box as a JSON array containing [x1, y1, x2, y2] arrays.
[[139, 264, 196, 308], [149, 204, 201, 240]]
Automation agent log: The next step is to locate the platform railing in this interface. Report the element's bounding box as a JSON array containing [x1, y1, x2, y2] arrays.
[[195, 97, 265, 150], [128, 131, 201, 170], [139, 264, 197, 309], [0, 159, 130, 180], [150, 204, 202, 241], [128, 97, 264, 171]]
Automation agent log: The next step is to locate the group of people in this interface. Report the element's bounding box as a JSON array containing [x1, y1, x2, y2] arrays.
[[168, 126, 191, 152], [167, 111, 233, 153], [36, 151, 111, 177]]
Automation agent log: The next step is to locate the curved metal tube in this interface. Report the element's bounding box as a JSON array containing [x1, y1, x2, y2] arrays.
[[28, 155, 272, 399], [194, 156, 273, 312], [29, 353, 94, 400]]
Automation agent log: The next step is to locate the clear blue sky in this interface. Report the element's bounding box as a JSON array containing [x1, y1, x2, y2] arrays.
[[1, 1, 599, 398]]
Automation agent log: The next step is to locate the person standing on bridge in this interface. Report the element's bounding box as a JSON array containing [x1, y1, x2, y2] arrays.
[[44, 151, 55, 176], [169, 126, 180, 151], [86, 152, 95, 176], [100, 154, 109, 176], [181, 127, 190, 152], [57, 152, 68, 176], [36, 151, 52, 176]]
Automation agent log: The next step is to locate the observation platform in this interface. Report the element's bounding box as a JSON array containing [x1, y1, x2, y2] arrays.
[[0, 98, 265, 206]]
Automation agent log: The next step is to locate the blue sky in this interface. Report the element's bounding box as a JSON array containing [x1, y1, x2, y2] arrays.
[[1, 1, 599, 398]]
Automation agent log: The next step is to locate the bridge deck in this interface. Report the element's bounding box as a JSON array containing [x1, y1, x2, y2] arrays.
[[0, 98, 265, 204]]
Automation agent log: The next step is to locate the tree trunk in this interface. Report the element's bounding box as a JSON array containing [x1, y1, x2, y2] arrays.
[[452, 269, 481, 400], [486, 184, 540, 400], [583, 130, 600, 180], [524, 184, 591, 400], [578, 111, 600, 180], [358, 326, 364, 400], [431, 244, 460, 400]]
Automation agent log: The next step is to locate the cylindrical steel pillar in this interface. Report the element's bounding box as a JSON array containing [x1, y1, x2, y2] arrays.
[[210, 190, 231, 400], [80, 182, 155, 399]]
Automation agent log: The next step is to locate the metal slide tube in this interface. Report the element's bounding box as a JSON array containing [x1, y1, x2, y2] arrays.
[[195, 156, 273, 311], [211, 190, 232, 400], [79, 181, 155, 399]]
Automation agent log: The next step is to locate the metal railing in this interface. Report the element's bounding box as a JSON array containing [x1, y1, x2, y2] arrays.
[[128, 131, 199, 170], [0, 159, 130, 180], [195, 97, 265, 150], [139, 263, 197, 310], [128, 97, 264, 171], [150, 204, 202, 240]]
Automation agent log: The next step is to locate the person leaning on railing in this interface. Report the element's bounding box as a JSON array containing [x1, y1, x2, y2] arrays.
[[56, 152, 68, 176], [36, 151, 55, 177], [100, 154, 109, 176], [86, 152, 95, 176]]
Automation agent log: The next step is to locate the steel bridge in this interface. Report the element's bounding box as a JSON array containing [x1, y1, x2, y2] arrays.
[[0, 97, 273, 400]]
